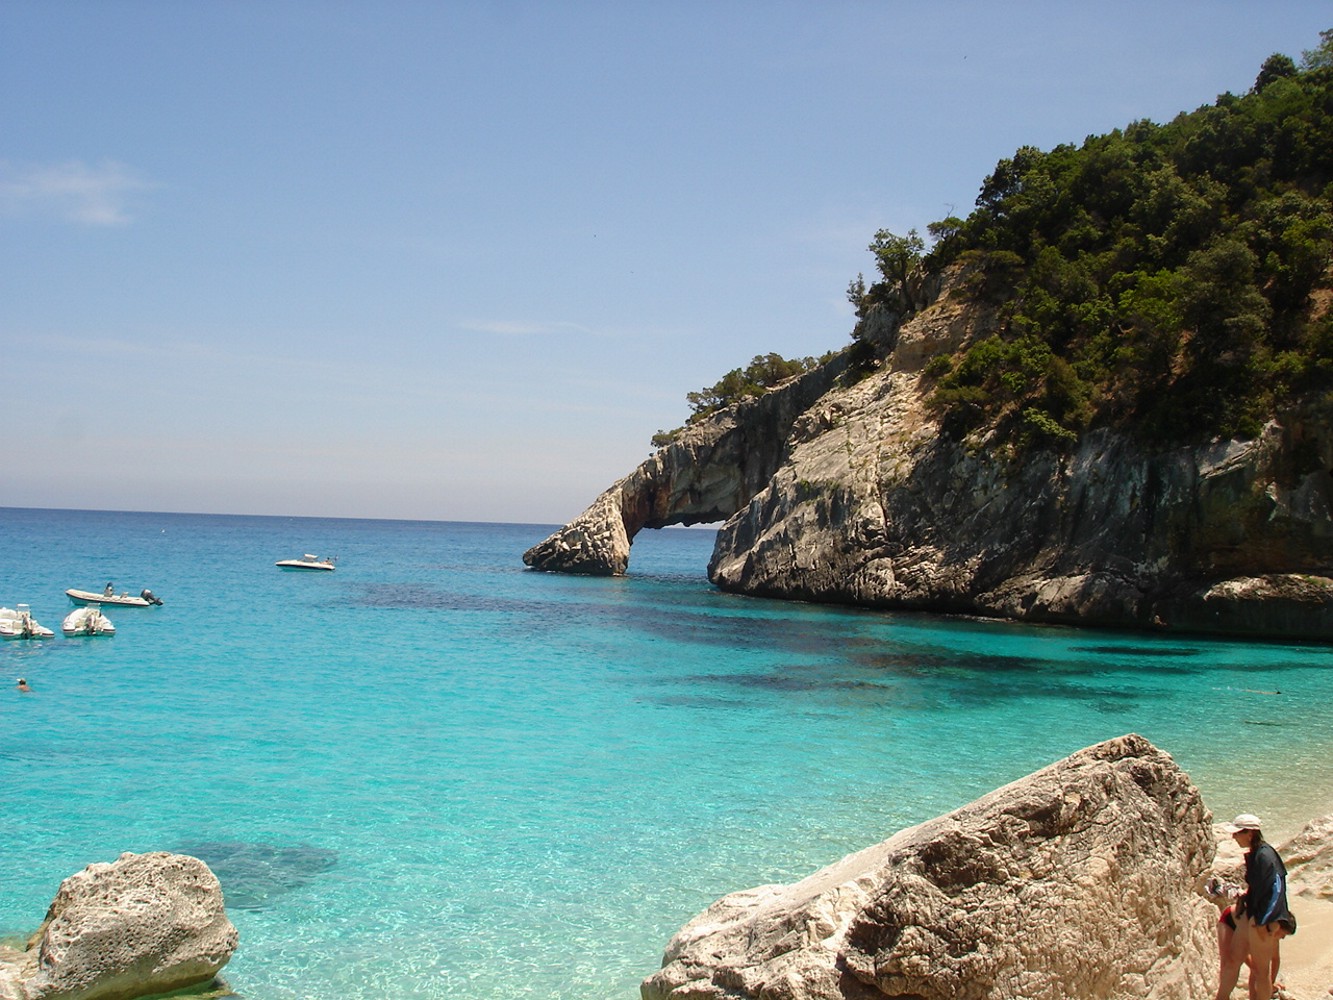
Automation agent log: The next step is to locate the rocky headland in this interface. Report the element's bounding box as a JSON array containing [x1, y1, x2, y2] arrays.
[[525, 266, 1333, 640]]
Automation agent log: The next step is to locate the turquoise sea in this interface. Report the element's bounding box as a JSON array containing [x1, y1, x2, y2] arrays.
[[2, 507, 1331, 999]]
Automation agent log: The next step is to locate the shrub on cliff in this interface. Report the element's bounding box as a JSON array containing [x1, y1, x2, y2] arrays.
[[660, 30, 1333, 456], [651, 351, 835, 448], [916, 29, 1333, 449]]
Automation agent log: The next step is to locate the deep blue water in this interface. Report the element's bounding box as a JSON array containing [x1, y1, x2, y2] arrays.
[[2, 507, 1330, 999]]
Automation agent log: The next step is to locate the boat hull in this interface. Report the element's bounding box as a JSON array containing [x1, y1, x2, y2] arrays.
[[0, 606, 55, 639], [66, 589, 159, 607], [62, 607, 115, 637], [0, 625, 55, 640]]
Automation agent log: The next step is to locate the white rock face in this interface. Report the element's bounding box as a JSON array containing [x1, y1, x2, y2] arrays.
[[1282, 814, 1333, 899], [0, 852, 237, 1000], [523, 488, 634, 576], [642, 734, 1215, 1000]]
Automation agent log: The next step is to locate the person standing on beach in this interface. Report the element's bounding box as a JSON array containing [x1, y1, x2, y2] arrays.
[[1215, 813, 1295, 1000], [1215, 888, 1284, 999]]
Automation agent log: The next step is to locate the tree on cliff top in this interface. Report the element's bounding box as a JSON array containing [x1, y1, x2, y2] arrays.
[[658, 29, 1333, 457], [913, 29, 1333, 450], [847, 227, 935, 330], [651, 352, 833, 448]]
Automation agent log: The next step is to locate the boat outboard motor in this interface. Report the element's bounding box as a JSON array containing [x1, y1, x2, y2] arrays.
[[140, 589, 163, 606]]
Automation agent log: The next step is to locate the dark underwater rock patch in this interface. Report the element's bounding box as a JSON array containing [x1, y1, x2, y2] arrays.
[[1073, 644, 1202, 658], [177, 840, 337, 911]]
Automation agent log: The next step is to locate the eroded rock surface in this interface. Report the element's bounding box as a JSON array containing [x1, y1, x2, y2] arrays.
[[1281, 814, 1333, 900], [641, 734, 1215, 1000], [0, 852, 237, 1000]]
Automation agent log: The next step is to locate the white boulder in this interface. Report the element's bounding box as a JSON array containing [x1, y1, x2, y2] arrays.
[[643, 734, 1215, 1000], [0, 851, 237, 1000]]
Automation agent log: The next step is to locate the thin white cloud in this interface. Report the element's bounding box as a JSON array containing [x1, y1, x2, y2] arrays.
[[0, 159, 150, 226], [459, 319, 592, 337]]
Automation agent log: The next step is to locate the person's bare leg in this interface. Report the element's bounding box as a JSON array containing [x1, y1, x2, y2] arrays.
[[1247, 921, 1278, 1000], [1217, 915, 1247, 1000]]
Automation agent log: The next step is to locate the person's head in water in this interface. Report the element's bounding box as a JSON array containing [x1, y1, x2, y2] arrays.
[[16, 678, 30, 692]]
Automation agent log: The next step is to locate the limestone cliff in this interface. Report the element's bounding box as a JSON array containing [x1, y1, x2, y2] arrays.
[[524, 270, 1333, 639]]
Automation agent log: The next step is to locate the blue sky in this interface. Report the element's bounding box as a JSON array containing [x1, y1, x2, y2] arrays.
[[2, 2, 1328, 524]]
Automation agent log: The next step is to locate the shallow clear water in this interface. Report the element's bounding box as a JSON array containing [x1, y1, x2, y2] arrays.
[[2, 507, 1330, 999]]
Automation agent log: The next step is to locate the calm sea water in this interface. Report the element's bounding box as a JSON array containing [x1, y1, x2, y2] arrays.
[[2, 507, 1331, 999]]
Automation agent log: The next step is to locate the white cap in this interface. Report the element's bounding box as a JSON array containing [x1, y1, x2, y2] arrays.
[[1224, 813, 1262, 832]]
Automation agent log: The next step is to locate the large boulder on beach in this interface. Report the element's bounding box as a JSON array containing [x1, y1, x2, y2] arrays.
[[642, 734, 1215, 1000], [0, 851, 237, 1000]]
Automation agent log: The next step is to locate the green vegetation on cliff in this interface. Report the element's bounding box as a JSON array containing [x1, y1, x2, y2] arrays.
[[662, 30, 1333, 455], [651, 351, 834, 447], [899, 30, 1333, 448]]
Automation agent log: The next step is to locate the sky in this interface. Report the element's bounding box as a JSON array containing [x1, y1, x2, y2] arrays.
[[1, 2, 1329, 524]]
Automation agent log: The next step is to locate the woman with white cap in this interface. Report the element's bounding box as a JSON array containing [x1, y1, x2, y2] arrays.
[[1215, 813, 1295, 1000]]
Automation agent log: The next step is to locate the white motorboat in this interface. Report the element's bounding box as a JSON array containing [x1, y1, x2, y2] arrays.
[[0, 604, 56, 640], [276, 554, 336, 571], [66, 585, 163, 607], [62, 605, 115, 637]]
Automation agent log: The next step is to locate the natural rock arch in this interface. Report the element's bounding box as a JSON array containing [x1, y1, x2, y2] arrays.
[[522, 354, 854, 575]]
